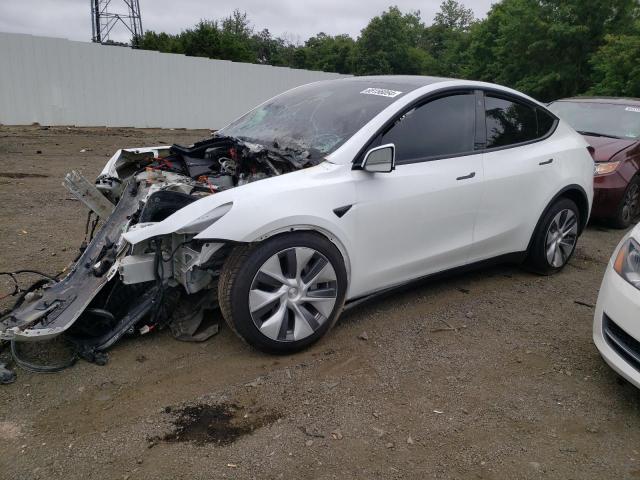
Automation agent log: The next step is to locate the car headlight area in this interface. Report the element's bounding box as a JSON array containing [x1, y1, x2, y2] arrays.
[[613, 238, 640, 289], [593, 235, 640, 388]]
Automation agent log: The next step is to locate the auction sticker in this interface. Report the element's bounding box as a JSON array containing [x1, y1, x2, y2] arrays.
[[360, 88, 403, 98], [625, 106, 640, 113]]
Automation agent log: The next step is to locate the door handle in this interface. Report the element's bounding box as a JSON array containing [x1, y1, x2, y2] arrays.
[[539, 159, 554, 166], [456, 172, 476, 181]]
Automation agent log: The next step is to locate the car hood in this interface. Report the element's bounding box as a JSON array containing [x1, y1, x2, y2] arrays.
[[584, 135, 637, 162]]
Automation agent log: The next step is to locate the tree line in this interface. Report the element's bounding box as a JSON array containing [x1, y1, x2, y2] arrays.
[[137, 0, 640, 102]]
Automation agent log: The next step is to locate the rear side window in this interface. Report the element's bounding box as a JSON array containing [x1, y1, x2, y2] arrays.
[[381, 93, 476, 164], [485, 95, 538, 148]]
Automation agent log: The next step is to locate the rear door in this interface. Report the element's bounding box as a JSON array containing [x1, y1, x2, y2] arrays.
[[469, 92, 560, 262], [350, 91, 485, 298]]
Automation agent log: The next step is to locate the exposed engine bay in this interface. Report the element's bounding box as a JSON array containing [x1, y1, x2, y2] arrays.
[[0, 135, 320, 369]]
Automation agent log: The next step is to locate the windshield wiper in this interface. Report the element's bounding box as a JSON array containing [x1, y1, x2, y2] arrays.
[[577, 130, 622, 139]]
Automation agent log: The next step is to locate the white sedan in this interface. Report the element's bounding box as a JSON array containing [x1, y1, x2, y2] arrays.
[[594, 223, 640, 387], [1, 76, 594, 355]]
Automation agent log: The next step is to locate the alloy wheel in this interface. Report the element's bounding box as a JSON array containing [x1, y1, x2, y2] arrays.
[[545, 209, 578, 268], [622, 183, 640, 225], [249, 247, 338, 342]]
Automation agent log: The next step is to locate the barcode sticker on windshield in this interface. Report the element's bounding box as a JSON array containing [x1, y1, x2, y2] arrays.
[[360, 88, 403, 98], [625, 106, 640, 113]]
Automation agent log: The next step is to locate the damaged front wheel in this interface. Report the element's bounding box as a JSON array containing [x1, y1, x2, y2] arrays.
[[219, 232, 347, 353]]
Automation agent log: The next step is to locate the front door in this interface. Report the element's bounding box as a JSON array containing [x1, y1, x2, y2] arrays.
[[349, 91, 484, 298]]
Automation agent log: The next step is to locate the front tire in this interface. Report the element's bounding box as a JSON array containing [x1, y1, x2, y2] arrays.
[[218, 232, 347, 353], [526, 198, 580, 275]]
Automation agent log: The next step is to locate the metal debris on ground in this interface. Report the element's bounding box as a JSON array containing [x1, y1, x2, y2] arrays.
[[0, 363, 16, 384]]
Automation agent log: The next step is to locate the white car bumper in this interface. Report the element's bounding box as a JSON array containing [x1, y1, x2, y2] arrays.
[[593, 264, 640, 388]]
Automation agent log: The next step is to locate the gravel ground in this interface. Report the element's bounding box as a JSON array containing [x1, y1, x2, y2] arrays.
[[1, 125, 639, 480]]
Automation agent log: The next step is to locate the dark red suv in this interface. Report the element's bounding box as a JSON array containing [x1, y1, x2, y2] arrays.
[[548, 97, 640, 228]]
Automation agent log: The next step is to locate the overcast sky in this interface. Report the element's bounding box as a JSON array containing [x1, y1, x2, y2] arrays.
[[0, 0, 495, 44]]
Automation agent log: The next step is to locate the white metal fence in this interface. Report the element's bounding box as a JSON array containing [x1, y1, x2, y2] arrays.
[[0, 33, 349, 129]]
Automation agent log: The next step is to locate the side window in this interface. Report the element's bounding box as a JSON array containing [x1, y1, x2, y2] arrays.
[[380, 93, 476, 164], [485, 95, 538, 148], [536, 109, 557, 137]]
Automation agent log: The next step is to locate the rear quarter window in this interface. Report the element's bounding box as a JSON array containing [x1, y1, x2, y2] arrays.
[[536, 109, 557, 137]]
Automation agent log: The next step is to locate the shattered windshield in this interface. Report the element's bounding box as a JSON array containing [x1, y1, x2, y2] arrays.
[[218, 81, 410, 159]]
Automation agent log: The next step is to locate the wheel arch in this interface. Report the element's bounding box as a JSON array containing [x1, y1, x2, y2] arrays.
[[249, 225, 353, 285], [527, 184, 590, 253]]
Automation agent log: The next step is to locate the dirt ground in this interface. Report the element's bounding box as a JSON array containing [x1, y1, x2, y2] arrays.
[[1, 125, 639, 480]]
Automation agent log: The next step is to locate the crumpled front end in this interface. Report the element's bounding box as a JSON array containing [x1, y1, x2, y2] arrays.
[[0, 135, 318, 359]]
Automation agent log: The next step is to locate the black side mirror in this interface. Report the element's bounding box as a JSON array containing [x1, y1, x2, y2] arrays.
[[362, 144, 396, 173]]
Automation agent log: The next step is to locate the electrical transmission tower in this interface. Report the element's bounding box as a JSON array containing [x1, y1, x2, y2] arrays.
[[91, 0, 143, 46]]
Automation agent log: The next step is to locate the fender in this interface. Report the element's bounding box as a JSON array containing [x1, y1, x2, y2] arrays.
[[246, 224, 353, 284], [123, 161, 357, 254]]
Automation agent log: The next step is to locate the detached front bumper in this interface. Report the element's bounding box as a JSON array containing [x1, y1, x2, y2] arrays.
[[0, 181, 140, 342], [593, 264, 640, 388]]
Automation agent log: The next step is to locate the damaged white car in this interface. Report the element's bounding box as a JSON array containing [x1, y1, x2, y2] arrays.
[[1, 76, 594, 358]]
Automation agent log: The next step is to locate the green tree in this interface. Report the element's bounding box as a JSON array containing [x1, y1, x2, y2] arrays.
[[434, 0, 475, 31], [252, 29, 288, 65], [180, 21, 221, 58], [590, 26, 640, 96], [467, 0, 640, 101], [138, 30, 185, 54], [135, 2, 640, 99], [353, 7, 436, 75], [297, 33, 356, 73], [422, 1, 476, 77], [219, 10, 255, 62]]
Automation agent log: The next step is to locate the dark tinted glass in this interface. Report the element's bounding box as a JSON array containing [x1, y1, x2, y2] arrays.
[[537, 109, 556, 137], [381, 93, 476, 163], [485, 95, 538, 148]]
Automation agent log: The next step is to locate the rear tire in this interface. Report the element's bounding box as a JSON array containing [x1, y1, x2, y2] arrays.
[[526, 198, 580, 275], [218, 232, 347, 354], [611, 177, 640, 229]]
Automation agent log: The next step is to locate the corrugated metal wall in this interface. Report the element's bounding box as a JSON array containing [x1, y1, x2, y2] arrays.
[[0, 33, 350, 129]]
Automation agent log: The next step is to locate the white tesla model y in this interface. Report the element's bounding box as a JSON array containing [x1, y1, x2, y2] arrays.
[[1, 76, 594, 355]]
